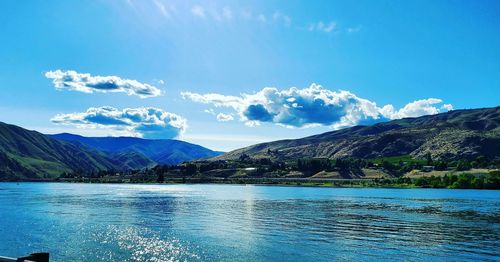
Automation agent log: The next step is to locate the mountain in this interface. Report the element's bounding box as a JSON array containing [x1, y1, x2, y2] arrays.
[[49, 133, 223, 165], [2, 107, 498, 181], [0, 121, 221, 181], [0, 122, 124, 180], [214, 107, 500, 161]]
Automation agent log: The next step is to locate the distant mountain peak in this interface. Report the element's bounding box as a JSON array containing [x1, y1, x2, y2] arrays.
[[49, 133, 223, 165]]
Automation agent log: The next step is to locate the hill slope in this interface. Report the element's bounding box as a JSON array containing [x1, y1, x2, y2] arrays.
[[50, 133, 223, 165], [214, 107, 500, 161], [0, 122, 128, 180]]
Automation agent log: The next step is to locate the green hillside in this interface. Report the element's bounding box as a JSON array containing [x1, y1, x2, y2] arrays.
[[0, 122, 121, 180]]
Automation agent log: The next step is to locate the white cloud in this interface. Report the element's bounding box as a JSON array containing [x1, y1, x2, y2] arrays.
[[182, 84, 453, 129], [191, 5, 205, 18], [442, 104, 454, 111], [309, 21, 337, 33], [381, 98, 450, 119], [244, 121, 260, 127], [187, 6, 292, 26], [181, 92, 243, 109], [346, 25, 362, 33], [153, 0, 175, 18], [204, 108, 215, 115], [323, 22, 336, 33], [51, 106, 186, 139], [216, 113, 234, 122], [191, 5, 235, 21], [272, 11, 291, 26], [45, 70, 162, 98]]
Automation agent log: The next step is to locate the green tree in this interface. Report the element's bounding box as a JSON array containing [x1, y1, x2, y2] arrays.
[[157, 172, 165, 183], [425, 153, 433, 166], [451, 173, 474, 189], [184, 163, 198, 176], [456, 160, 471, 171]]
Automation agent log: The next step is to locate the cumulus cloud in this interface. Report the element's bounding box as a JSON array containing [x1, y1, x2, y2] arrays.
[[182, 84, 453, 129], [204, 108, 234, 122], [216, 113, 234, 122], [45, 70, 162, 98], [380, 98, 450, 119], [51, 106, 186, 139]]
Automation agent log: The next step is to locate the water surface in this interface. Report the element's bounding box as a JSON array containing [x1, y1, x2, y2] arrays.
[[0, 183, 499, 261]]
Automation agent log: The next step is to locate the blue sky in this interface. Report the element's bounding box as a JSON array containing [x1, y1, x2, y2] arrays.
[[0, 0, 499, 151]]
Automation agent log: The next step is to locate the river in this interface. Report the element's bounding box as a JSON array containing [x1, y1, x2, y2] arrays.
[[0, 183, 499, 261]]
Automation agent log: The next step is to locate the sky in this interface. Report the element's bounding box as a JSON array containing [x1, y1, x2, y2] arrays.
[[0, 0, 499, 151]]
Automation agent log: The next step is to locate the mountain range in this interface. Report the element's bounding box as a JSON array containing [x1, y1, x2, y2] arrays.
[[0, 122, 222, 180], [214, 106, 500, 161], [49, 133, 223, 165], [1, 106, 499, 181]]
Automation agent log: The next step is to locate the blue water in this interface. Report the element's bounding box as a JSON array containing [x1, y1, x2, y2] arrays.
[[0, 183, 499, 261]]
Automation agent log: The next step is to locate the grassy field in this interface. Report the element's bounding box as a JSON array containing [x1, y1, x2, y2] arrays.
[[7, 153, 70, 178], [403, 168, 493, 178], [368, 155, 427, 165]]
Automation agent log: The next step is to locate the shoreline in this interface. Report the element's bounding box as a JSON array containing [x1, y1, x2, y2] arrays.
[[2, 177, 499, 190]]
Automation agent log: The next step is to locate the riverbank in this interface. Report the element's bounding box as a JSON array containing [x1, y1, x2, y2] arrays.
[[8, 172, 499, 190]]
